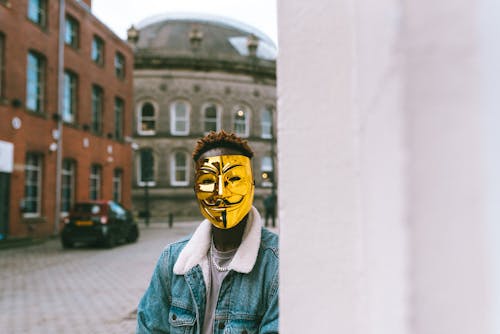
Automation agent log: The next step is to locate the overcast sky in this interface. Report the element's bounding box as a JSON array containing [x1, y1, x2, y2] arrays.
[[91, 0, 278, 45]]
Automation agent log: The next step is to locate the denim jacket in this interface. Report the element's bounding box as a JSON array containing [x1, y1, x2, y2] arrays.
[[136, 207, 279, 334]]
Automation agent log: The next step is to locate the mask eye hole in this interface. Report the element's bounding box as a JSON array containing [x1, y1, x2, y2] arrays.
[[202, 179, 215, 184], [228, 176, 241, 182]]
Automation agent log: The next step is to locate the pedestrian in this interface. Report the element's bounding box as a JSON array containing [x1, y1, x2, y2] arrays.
[[136, 130, 279, 333], [263, 194, 277, 228]]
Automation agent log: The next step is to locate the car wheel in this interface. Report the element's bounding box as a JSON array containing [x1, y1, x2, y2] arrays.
[[126, 225, 139, 243], [103, 233, 116, 248], [61, 238, 74, 249]]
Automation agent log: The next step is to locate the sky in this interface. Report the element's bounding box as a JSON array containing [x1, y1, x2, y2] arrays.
[[91, 0, 278, 46]]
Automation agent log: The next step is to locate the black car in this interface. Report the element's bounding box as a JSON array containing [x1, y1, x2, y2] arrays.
[[61, 200, 139, 248]]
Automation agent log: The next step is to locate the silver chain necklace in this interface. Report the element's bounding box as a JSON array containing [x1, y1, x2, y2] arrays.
[[210, 242, 230, 272]]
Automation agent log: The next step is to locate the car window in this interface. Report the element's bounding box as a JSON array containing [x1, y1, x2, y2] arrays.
[[109, 201, 126, 219], [73, 203, 102, 215]]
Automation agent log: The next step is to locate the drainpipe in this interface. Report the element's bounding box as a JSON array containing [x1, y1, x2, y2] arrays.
[[54, 0, 65, 235]]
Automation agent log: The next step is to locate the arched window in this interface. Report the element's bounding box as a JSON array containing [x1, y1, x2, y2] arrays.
[[170, 100, 190, 135], [138, 148, 155, 186], [171, 151, 189, 186], [233, 105, 250, 137], [261, 106, 273, 139], [89, 164, 102, 200], [202, 102, 221, 134], [137, 101, 157, 135]]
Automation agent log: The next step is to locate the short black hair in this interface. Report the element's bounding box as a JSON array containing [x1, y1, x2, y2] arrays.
[[192, 130, 254, 161]]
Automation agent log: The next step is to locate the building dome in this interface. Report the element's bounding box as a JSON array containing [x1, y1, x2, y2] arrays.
[[131, 13, 276, 76]]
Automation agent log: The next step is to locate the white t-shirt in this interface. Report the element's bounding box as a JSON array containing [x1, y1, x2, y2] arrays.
[[202, 241, 237, 334]]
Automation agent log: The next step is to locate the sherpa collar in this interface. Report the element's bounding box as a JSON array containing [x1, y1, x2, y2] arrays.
[[173, 206, 262, 276]]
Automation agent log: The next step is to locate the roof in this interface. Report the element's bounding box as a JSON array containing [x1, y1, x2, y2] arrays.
[[134, 13, 277, 62]]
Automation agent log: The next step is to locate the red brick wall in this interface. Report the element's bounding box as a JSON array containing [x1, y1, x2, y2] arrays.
[[0, 0, 133, 238]]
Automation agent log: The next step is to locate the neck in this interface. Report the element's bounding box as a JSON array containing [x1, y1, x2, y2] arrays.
[[212, 214, 248, 251]]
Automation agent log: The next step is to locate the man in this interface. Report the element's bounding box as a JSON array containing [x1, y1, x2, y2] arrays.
[[136, 131, 279, 334], [263, 194, 277, 228]]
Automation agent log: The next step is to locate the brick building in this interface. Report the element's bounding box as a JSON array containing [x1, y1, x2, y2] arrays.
[[0, 0, 133, 239]]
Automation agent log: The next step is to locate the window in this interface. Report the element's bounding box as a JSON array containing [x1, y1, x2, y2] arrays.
[[24, 153, 42, 216], [233, 105, 250, 137], [91, 35, 104, 65], [171, 151, 189, 186], [63, 70, 77, 123], [170, 100, 190, 135], [203, 102, 221, 134], [65, 16, 79, 49], [261, 156, 274, 187], [91, 85, 103, 134], [114, 97, 124, 140], [27, 0, 47, 27], [89, 164, 102, 200], [138, 148, 155, 186], [137, 101, 156, 135], [0, 33, 4, 98], [261, 106, 273, 139], [61, 159, 75, 214], [26, 51, 45, 113], [112, 169, 122, 203], [114, 52, 125, 79]]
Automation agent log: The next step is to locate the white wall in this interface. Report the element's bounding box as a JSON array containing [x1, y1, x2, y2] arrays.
[[278, 0, 408, 333], [278, 0, 498, 333]]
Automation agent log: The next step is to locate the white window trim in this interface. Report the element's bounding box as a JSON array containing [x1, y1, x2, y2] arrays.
[[137, 100, 158, 136], [233, 105, 251, 138], [170, 100, 191, 136], [261, 107, 273, 139], [136, 150, 156, 187], [61, 160, 75, 216], [202, 102, 222, 134], [23, 154, 42, 218], [261, 156, 274, 187], [170, 151, 189, 186], [89, 165, 102, 200]]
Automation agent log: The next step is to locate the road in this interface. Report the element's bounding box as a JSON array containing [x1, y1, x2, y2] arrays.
[[0, 221, 200, 334]]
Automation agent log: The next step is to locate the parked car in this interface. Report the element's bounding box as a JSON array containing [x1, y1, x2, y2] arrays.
[[61, 200, 139, 248]]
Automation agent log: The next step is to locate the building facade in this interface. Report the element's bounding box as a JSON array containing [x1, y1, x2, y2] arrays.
[[128, 14, 277, 221], [0, 0, 133, 239]]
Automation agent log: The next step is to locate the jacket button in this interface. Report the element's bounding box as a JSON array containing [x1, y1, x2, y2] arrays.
[[172, 314, 177, 320], [218, 322, 225, 329]]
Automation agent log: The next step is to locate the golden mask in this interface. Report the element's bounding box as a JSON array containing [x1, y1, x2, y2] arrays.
[[194, 155, 254, 229]]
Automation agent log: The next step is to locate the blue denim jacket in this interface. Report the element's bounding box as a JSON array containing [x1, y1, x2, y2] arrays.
[[136, 207, 279, 334]]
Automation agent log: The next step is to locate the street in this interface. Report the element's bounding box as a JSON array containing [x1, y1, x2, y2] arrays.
[[0, 221, 200, 334]]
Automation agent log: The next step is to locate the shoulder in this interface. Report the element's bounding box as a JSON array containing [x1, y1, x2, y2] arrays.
[[260, 227, 279, 259], [159, 234, 192, 264]]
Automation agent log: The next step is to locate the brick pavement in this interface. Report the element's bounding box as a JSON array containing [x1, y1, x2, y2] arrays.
[[0, 221, 199, 334]]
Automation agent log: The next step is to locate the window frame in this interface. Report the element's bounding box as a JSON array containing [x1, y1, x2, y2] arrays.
[[170, 100, 191, 136], [24, 153, 43, 217], [261, 156, 274, 187], [112, 169, 122, 203], [233, 105, 251, 138], [202, 102, 222, 134], [64, 15, 80, 49], [91, 84, 103, 134], [114, 97, 124, 140], [114, 52, 125, 80], [91, 35, 105, 66], [137, 148, 156, 187], [26, 50, 46, 113], [137, 100, 157, 136], [261, 106, 273, 139], [61, 159, 75, 215], [27, 0, 47, 28], [170, 151, 189, 186], [62, 70, 78, 123], [89, 164, 102, 200]]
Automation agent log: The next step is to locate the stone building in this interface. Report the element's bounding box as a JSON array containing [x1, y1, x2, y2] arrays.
[[128, 14, 277, 221], [0, 0, 133, 239]]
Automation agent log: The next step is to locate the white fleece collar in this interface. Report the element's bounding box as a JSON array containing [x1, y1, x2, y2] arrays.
[[173, 206, 262, 276]]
